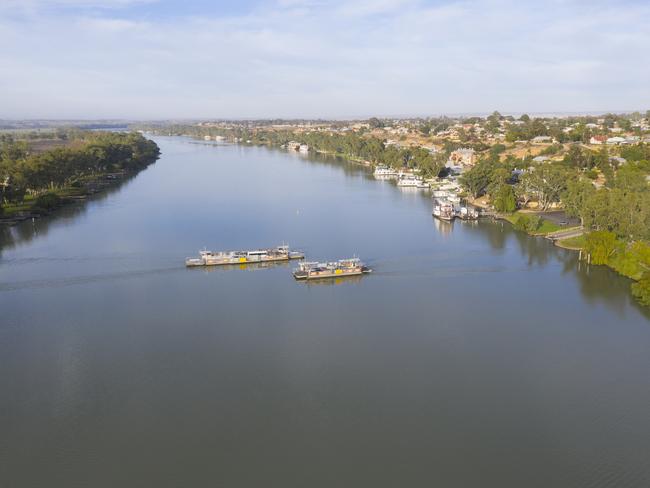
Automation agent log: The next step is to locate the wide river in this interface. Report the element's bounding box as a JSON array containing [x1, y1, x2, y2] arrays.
[[1, 136, 649, 488]]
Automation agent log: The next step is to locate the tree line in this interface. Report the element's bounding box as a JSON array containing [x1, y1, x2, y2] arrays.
[[0, 132, 159, 211]]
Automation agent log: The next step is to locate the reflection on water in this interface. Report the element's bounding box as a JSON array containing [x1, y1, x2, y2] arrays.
[[297, 274, 365, 287], [0, 172, 142, 259], [431, 216, 454, 237]]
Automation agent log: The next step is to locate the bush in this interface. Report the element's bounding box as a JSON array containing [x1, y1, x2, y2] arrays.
[[631, 272, 650, 307], [493, 185, 517, 213], [513, 214, 542, 232], [584, 230, 620, 265], [33, 192, 62, 211]]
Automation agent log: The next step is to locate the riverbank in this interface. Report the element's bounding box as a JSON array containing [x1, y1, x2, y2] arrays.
[[0, 172, 133, 225], [1, 131, 160, 226]]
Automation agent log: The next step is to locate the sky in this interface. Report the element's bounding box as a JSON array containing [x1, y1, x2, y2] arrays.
[[1, 0, 649, 119]]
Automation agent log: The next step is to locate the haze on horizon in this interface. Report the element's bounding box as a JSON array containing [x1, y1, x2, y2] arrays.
[[1, 0, 649, 120]]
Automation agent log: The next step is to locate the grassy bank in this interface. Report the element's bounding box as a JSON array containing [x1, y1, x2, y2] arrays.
[[501, 211, 564, 236], [555, 235, 586, 250]]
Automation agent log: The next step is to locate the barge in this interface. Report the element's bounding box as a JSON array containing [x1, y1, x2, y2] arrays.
[[186, 245, 304, 267], [293, 258, 372, 280]]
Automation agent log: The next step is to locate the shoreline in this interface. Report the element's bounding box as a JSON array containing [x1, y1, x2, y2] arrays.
[[0, 169, 150, 227]]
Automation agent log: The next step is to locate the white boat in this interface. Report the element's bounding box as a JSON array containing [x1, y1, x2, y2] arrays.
[[432, 198, 455, 221], [373, 165, 398, 177], [397, 175, 425, 187]]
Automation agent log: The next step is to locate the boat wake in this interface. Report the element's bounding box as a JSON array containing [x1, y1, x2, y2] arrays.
[[0, 266, 184, 292]]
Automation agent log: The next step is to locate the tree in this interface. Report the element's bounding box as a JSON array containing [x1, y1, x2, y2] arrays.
[[563, 178, 594, 226], [584, 230, 620, 265], [460, 160, 496, 198], [523, 164, 569, 210], [493, 184, 516, 213]]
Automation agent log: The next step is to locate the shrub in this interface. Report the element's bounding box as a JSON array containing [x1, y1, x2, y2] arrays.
[[584, 230, 620, 265], [514, 214, 542, 232], [631, 272, 650, 307], [493, 185, 517, 213], [33, 192, 62, 211]]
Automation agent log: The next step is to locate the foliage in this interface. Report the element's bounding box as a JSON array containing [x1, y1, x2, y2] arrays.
[[519, 164, 569, 210], [493, 184, 517, 213], [631, 272, 650, 307], [584, 230, 620, 265], [513, 214, 542, 232], [33, 192, 61, 211], [0, 132, 159, 205], [563, 145, 594, 169], [459, 159, 497, 198]]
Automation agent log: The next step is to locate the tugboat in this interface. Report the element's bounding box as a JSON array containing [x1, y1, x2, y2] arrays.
[[186, 245, 304, 267], [293, 258, 372, 280]]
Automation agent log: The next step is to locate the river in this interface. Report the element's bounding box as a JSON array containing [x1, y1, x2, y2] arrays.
[[1, 136, 649, 487]]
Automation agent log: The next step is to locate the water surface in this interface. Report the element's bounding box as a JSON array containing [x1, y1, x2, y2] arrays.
[[1, 136, 649, 488]]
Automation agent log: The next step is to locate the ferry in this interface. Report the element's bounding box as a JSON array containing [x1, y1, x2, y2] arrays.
[[293, 258, 372, 280], [186, 245, 304, 267]]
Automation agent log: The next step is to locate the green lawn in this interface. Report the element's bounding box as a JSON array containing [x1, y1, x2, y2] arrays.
[[533, 219, 562, 235], [502, 211, 562, 235], [556, 235, 586, 250]]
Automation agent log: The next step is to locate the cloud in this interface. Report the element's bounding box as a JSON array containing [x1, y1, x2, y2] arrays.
[[0, 0, 649, 118]]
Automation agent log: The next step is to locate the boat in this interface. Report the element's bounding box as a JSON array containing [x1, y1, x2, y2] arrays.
[[186, 245, 304, 267], [432, 198, 455, 221], [293, 258, 372, 280], [458, 205, 480, 220], [397, 175, 425, 187], [373, 165, 398, 177]]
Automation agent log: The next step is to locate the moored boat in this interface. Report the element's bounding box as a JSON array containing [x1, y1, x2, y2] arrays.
[[293, 258, 372, 280], [186, 245, 304, 267], [397, 175, 426, 187], [373, 165, 398, 177], [432, 198, 455, 221]]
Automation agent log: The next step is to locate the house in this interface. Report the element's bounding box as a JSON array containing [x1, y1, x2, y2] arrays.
[[590, 135, 608, 145], [449, 148, 476, 167], [532, 156, 551, 163], [606, 137, 626, 145], [531, 136, 553, 144]]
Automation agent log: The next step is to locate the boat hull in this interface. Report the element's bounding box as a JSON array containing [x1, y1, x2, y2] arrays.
[[186, 252, 304, 267], [293, 267, 371, 280]]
